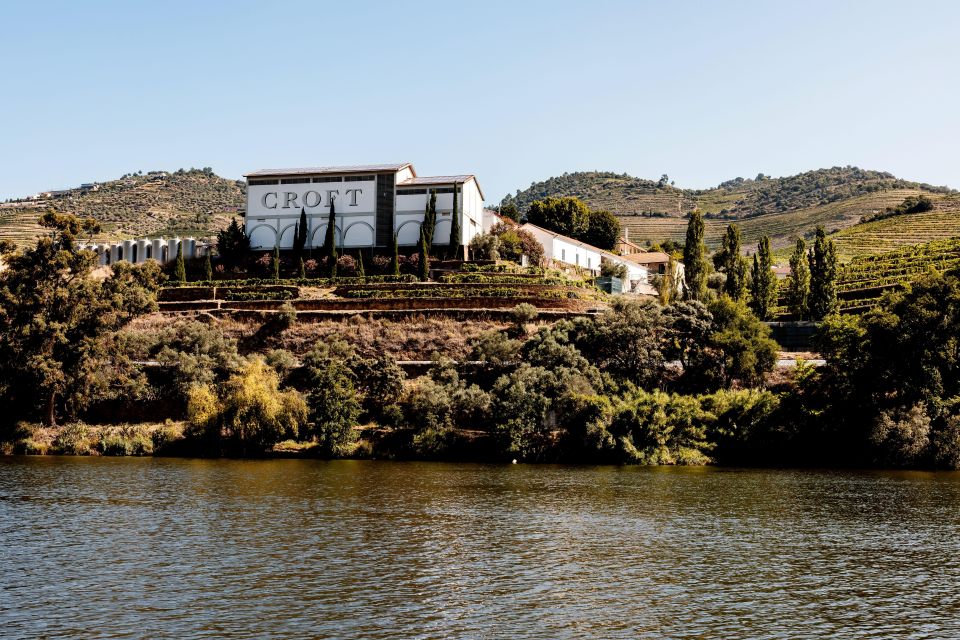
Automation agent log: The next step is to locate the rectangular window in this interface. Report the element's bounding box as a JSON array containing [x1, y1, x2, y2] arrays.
[[280, 178, 310, 184], [397, 189, 428, 195], [312, 176, 343, 183], [576, 254, 580, 265], [248, 179, 278, 186], [345, 175, 375, 182], [587, 257, 591, 268], [561, 248, 566, 261]]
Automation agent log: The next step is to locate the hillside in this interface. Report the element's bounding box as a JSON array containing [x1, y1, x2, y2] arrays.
[[0, 168, 245, 246], [503, 167, 957, 255]]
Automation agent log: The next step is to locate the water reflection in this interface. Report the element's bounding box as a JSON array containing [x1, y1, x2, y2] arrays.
[[2, 458, 959, 638]]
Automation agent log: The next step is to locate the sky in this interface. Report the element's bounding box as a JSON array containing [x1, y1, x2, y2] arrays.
[[1, 0, 958, 202]]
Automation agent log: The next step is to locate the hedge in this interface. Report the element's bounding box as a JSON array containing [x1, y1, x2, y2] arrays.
[[163, 274, 418, 288]]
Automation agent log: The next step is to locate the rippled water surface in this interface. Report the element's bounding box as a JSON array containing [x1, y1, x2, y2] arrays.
[[2, 458, 960, 638]]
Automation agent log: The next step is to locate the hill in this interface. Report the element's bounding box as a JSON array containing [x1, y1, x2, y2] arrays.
[[0, 168, 245, 246], [502, 167, 956, 255]]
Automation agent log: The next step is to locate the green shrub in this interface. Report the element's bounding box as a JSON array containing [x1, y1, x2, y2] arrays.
[[99, 425, 153, 456], [152, 421, 186, 454], [53, 422, 94, 455]]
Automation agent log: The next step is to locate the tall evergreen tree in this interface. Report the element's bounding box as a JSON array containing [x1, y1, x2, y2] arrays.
[[271, 246, 280, 281], [293, 208, 308, 256], [417, 229, 430, 282], [683, 210, 708, 300], [422, 191, 437, 254], [716, 224, 748, 300], [448, 183, 461, 260], [323, 197, 337, 277], [356, 252, 365, 278], [203, 251, 213, 281], [216, 217, 250, 267], [787, 238, 810, 320], [298, 256, 306, 279], [750, 236, 777, 320], [174, 242, 187, 283], [809, 227, 838, 319], [389, 233, 400, 276]]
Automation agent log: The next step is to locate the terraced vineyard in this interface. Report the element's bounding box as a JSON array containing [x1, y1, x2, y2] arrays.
[[830, 194, 960, 259], [0, 168, 244, 247], [773, 238, 960, 317], [620, 189, 935, 251], [0, 208, 47, 247]]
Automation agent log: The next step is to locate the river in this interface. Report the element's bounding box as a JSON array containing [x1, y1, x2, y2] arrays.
[[2, 457, 959, 638]]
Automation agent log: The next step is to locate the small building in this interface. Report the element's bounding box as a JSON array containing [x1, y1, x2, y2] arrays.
[[520, 223, 654, 295]]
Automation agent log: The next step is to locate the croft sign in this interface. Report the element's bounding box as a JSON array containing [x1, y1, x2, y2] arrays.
[[260, 188, 363, 210]]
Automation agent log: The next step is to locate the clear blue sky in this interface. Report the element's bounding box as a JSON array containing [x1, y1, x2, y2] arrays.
[[2, 0, 958, 202]]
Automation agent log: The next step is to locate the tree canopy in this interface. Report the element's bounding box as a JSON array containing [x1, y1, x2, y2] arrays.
[[0, 215, 162, 426]]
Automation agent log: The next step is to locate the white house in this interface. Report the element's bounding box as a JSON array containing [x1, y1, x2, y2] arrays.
[[520, 223, 653, 294], [244, 163, 485, 251]]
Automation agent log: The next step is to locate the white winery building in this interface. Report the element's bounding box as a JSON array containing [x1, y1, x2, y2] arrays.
[[244, 163, 485, 251]]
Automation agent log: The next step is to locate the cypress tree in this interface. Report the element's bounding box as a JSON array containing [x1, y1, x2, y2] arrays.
[[809, 227, 837, 319], [448, 184, 461, 260], [356, 252, 365, 278], [298, 256, 306, 279], [788, 238, 810, 320], [390, 233, 400, 276], [203, 251, 213, 281], [294, 208, 308, 256], [174, 242, 186, 283], [417, 229, 430, 282], [272, 245, 280, 281], [718, 224, 748, 300], [682, 210, 708, 300], [323, 198, 337, 277], [750, 236, 777, 320], [423, 191, 437, 254]]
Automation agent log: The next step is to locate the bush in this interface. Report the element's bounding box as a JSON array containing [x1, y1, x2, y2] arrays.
[[600, 261, 628, 280], [610, 390, 713, 465], [151, 421, 186, 454], [147, 320, 243, 400], [303, 344, 362, 456], [99, 425, 153, 456], [490, 222, 545, 266], [187, 359, 307, 454], [469, 233, 501, 261], [53, 422, 94, 455]]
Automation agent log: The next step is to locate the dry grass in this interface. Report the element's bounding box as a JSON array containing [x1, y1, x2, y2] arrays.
[[129, 311, 517, 360]]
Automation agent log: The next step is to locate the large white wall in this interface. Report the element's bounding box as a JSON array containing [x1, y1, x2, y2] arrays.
[[246, 176, 378, 250], [245, 170, 486, 251]]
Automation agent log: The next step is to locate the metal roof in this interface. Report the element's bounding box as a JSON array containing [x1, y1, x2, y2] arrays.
[[245, 163, 414, 178], [398, 175, 475, 185]]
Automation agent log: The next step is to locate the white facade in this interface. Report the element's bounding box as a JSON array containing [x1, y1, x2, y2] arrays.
[[521, 223, 653, 294], [244, 163, 485, 250], [76, 237, 209, 266]]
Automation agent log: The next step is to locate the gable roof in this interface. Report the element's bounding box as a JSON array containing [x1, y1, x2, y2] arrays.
[[245, 163, 414, 178], [623, 251, 672, 264]]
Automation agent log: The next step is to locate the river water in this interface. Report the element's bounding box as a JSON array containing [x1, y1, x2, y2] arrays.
[[2, 458, 959, 639]]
